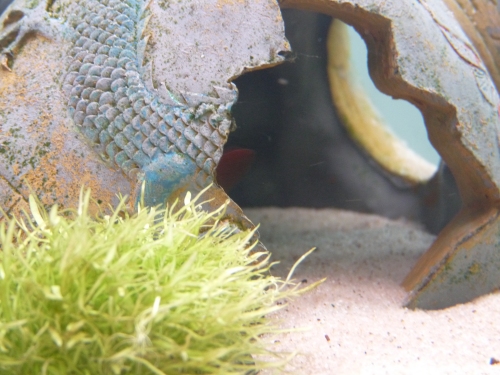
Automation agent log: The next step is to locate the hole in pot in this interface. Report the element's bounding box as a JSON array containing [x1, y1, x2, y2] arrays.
[[225, 9, 459, 232], [343, 23, 440, 168], [325, 19, 438, 185]]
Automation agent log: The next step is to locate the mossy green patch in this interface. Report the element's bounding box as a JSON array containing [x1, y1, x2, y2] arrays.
[[0, 190, 320, 374]]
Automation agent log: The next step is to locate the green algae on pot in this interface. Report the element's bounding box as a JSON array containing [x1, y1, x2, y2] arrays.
[[0, 190, 322, 374]]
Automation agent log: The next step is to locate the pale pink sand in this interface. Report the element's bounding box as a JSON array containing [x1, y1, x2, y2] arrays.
[[245, 208, 500, 375]]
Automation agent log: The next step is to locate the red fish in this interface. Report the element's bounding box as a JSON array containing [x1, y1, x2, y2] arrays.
[[216, 148, 256, 192]]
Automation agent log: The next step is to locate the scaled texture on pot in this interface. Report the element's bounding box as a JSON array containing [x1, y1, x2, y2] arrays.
[[0, 0, 289, 223]]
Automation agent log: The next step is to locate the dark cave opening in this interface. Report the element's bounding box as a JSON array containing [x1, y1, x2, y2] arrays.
[[226, 9, 461, 233]]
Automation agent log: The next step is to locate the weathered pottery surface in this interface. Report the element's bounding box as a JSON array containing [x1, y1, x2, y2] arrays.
[[1, 0, 500, 309], [0, 0, 288, 216]]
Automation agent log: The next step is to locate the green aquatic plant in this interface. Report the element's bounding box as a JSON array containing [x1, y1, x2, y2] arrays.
[[0, 190, 321, 374]]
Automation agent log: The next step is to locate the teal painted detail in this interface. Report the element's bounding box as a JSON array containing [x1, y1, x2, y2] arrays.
[[139, 152, 198, 207], [63, 0, 232, 199]]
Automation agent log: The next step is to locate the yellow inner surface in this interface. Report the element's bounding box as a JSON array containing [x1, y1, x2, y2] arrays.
[[326, 20, 437, 185]]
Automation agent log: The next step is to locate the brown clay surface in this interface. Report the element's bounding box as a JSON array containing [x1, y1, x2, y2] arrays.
[[0, 35, 132, 217]]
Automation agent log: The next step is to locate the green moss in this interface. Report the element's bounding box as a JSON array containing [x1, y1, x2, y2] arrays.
[[0, 190, 320, 374]]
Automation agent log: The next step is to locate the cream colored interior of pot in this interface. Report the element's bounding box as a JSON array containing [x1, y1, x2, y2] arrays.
[[327, 20, 438, 185]]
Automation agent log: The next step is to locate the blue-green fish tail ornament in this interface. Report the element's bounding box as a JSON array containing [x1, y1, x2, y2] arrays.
[[62, 0, 233, 209]]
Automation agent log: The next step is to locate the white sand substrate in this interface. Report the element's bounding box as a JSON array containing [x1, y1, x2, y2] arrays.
[[245, 208, 500, 375]]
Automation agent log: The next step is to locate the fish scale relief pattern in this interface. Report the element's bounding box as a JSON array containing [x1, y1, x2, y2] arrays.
[[62, 0, 233, 185]]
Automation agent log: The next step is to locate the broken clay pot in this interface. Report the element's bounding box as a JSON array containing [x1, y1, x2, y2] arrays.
[[1, 0, 500, 309]]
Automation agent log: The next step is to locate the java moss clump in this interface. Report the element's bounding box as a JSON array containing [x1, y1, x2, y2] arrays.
[[0, 191, 320, 374]]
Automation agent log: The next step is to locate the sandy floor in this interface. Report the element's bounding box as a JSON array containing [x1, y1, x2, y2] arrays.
[[245, 208, 500, 375]]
